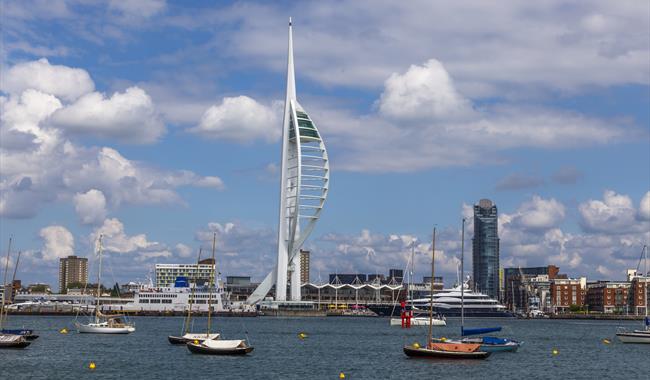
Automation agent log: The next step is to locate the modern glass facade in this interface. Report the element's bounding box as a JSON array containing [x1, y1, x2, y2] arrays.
[[472, 199, 500, 299]]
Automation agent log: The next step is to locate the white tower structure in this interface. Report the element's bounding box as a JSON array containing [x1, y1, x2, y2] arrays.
[[247, 19, 329, 304]]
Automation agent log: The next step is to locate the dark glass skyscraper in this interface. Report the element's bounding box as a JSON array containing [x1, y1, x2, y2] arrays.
[[472, 199, 500, 299]]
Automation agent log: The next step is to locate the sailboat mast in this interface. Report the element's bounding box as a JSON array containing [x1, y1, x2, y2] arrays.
[[206, 232, 216, 336], [0, 237, 12, 330], [96, 235, 103, 321], [427, 228, 436, 345], [645, 245, 648, 320], [461, 218, 465, 334], [4, 251, 21, 324], [184, 248, 202, 336]]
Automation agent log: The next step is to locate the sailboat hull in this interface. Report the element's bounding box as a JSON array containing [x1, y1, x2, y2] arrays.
[[187, 341, 254, 355], [403, 345, 490, 359], [168, 333, 220, 345], [616, 331, 650, 344], [76, 322, 135, 334], [0, 334, 31, 349]]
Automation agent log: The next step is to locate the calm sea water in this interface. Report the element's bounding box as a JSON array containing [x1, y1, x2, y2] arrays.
[[0, 316, 648, 379]]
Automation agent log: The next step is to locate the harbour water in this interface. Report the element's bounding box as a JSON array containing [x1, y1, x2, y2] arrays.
[[1, 316, 648, 379]]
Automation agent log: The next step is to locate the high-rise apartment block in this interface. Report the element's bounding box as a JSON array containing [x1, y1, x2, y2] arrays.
[[472, 199, 500, 299], [300, 249, 310, 284], [59, 255, 88, 293]]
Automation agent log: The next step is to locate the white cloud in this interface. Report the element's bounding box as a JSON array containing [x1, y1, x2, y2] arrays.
[[39, 225, 74, 260], [175, 243, 193, 258], [507, 195, 566, 231], [2, 58, 94, 102], [378, 59, 472, 120], [73, 189, 107, 225], [191, 96, 281, 143], [638, 191, 650, 221], [92, 218, 164, 255], [51, 86, 164, 144], [579, 190, 640, 233], [0, 62, 224, 219]]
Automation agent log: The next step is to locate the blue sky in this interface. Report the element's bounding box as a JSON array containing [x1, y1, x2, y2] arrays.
[[1, 0, 649, 290]]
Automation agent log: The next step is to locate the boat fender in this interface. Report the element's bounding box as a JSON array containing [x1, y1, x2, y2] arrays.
[[412, 342, 420, 349], [193, 340, 199, 344]]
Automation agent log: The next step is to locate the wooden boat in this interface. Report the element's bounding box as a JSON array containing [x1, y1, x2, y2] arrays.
[[168, 333, 220, 345], [403, 228, 490, 360], [0, 333, 30, 349], [187, 339, 254, 355], [403, 342, 490, 359]]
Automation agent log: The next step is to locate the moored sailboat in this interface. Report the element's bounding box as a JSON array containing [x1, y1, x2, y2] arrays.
[[0, 238, 31, 349], [186, 233, 253, 355], [616, 245, 650, 344], [75, 235, 135, 334], [404, 228, 490, 360], [169, 248, 220, 345]]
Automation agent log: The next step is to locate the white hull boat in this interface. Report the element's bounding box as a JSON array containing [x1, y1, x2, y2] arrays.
[[76, 321, 135, 334], [616, 330, 650, 344], [390, 317, 446, 326], [168, 333, 220, 344]]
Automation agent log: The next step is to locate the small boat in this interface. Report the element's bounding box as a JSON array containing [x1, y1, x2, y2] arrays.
[[616, 246, 650, 344], [186, 233, 253, 355], [168, 332, 220, 345], [75, 236, 135, 334], [0, 328, 39, 340], [0, 333, 30, 349], [76, 314, 135, 334], [403, 228, 490, 360], [460, 336, 522, 352], [390, 316, 446, 326], [1, 242, 39, 342], [403, 342, 491, 359], [187, 339, 254, 355]]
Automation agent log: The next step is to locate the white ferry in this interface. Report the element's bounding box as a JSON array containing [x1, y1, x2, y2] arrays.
[[105, 277, 230, 313]]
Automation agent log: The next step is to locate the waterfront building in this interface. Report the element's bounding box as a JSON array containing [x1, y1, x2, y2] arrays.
[[58, 255, 88, 293], [155, 263, 214, 287], [504, 265, 561, 311], [248, 19, 330, 304], [26, 283, 51, 294], [551, 277, 586, 312], [630, 276, 649, 315], [300, 250, 310, 284], [586, 281, 631, 313], [226, 277, 259, 302], [472, 199, 500, 299]]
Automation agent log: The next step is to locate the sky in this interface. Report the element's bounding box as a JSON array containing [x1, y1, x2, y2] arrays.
[[0, 0, 649, 291]]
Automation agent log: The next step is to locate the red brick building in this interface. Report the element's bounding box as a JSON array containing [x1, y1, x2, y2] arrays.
[[586, 281, 631, 313], [551, 278, 586, 312], [630, 277, 649, 315]]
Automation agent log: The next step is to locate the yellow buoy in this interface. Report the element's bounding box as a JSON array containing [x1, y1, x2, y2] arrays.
[[298, 332, 308, 340], [193, 340, 199, 345], [339, 372, 345, 379], [59, 328, 68, 334], [89, 362, 96, 370], [412, 342, 420, 349], [552, 348, 559, 356], [602, 339, 611, 345]]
